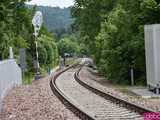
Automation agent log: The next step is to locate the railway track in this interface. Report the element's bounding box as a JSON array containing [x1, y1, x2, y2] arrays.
[[50, 64, 154, 120], [50, 64, 94, 120]]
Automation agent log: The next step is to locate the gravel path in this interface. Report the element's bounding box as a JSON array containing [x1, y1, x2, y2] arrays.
[[0, 75, 80, 120], [79, 66, 160, 112], [56, 68, 143, 120]]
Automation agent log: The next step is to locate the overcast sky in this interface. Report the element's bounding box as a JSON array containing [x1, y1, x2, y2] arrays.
[[26, 0, 75, 8]]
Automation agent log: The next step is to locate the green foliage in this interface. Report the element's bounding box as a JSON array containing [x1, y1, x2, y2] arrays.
[[13, 36, 28, 59], [0, 0, 33, 60], [72, 0, 160, 85], [0, 1, 60, 84], [28, 5, 73, 38], [23, 72, 34, 85], [57, 33, 89, 57], [57, 37, 79, 57], [38, 35, 59, 69], [72, 0, 117, 54]]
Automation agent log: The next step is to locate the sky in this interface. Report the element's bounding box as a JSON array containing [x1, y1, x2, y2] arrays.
[[26, 0, 75, 8]]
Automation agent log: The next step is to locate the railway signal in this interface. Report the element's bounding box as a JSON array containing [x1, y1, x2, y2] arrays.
[[32, 11, 43, 80]]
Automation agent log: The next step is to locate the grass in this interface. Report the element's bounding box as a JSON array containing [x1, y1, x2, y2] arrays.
[[111, 83, 145, 97], [22, 65, 58, 85], [65, 58, 76, 65], [22, 72, 34, 85]]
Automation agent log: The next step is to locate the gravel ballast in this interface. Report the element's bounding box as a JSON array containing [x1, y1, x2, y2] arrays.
[[79, 66, 160, 112], [0, 75, 80, 120], [56, 68, 143, 120]]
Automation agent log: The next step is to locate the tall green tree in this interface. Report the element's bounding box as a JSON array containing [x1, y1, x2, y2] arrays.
[[38, 35, 59, 69], [72, 0, 160, 85], [72, 0, 116, 61], [0, 0, 32, 59]]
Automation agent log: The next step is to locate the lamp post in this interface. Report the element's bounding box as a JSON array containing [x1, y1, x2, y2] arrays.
[[32, 11, 43, 80]]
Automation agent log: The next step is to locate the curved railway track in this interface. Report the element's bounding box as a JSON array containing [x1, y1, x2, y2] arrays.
[[50, 64, 94, 120], [50, 64, 155, 120]]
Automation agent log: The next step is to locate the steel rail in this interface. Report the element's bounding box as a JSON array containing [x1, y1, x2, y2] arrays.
[[74, 66, 155, 115], [50, 64, 95, 120]]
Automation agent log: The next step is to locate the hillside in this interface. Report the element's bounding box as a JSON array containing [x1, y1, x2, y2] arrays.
[[28, 5, 73, 33]]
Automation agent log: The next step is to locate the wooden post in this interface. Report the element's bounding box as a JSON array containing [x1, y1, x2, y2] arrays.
[[131, 68, 134, 86]]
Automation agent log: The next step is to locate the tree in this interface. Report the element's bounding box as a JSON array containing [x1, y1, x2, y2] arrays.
[[72, 0, 160, 85], [0, 1, 59, 75], [38, 35, 59, 69], [57, 37, 79, 57], [0, 0, 33, 60], [72, 0, 116, 56]]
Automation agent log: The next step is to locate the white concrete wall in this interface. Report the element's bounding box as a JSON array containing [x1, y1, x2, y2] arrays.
[[145, 24, 160, 88], [0, 59, 22, 110]]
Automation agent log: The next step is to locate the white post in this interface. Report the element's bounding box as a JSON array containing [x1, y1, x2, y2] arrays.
[[9, 47, 14, 59]]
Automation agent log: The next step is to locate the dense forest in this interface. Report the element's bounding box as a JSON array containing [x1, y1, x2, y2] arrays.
[[36, 6, 73, 31], [72, 0, 160, 85], [28, 5, 73, 38]]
